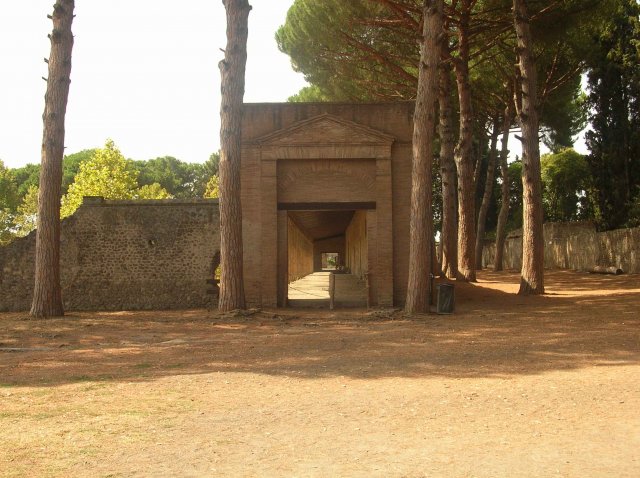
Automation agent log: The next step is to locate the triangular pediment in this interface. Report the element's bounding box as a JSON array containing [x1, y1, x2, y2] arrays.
[[254, 113, 395, 146]]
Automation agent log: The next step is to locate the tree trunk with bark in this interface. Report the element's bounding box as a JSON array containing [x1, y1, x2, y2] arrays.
[[494, 100, 514, 271], [475, 117, 500, 269], [472, 130, 486, 196], [438, 58, 458, 279], [405, 0, 443, 313], [513, 0, 544, 295], [218, 0, 251, 311], [452, 0, 476, 282], [30, 0, 75, 318]]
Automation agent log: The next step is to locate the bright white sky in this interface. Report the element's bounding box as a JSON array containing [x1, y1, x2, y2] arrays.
[[0, 0, 307, 168]]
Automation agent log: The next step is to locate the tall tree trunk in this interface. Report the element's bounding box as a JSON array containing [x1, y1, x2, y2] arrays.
[[438, 58, 458, 279], [494, 100, 514, 271], [218, 0, 251, 311], [472, 130, 486, 196], [453, 0, 476, 282], [31, 0, 75, 318], [513, 0, 544, 295], [475, 117, 500, 269], [405, 0, 443, 314]]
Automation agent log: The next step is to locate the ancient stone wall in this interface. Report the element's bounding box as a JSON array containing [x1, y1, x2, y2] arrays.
[[0, 198, 220, 311], [482, 222, 640, 273]]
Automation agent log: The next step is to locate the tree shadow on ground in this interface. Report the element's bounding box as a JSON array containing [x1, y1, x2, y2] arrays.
[[1, 270, 638, 387]]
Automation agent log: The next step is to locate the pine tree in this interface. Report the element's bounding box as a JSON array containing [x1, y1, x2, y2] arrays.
[[31, 0, 75, 318], [585, 0, 640, 230], [218, 0, 251, 311], [405, 0, 444, 313], [513, 0, 544, 295]]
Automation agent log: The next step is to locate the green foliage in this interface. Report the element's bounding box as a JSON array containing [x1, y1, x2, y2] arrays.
[[63, 149, 97, 194], [11, 163, 40, 199], [541, 149, 592, 222], [276, 0, 419, 100], [626, 190, 640, 228], [9, 150, 96, 201], [9, 150, 95, 202], [194, 152, 220, 197], [192, 152, 221, 198], [585, 0, 640, 230], [507, 160, 523, 231], [0, 160, 20, 245], [492, 153, 523, 234], [0, 209, 15, 246], [0, 160, 19, 211], [13, 185, 39, 238], [136, 183, 172, 199], [528, 1, 614, 151], [61, 140, 139, 218], [203, 152, 220, 177], [288, 85, 331, 102], [204, 175, 220, 199], [134, 156, 200, 198], [278, 0, 600, 145], [540, 80, 587, 152]]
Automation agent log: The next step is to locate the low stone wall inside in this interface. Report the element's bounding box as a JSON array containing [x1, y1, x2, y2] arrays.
[[0, 197, 220, 311], [482, 222, 640, 274]]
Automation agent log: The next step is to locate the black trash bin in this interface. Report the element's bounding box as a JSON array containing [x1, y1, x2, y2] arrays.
[[436, 283, 455, 314]]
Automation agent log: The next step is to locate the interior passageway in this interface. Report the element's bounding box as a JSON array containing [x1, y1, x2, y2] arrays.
[[286, 208, 369, 308]]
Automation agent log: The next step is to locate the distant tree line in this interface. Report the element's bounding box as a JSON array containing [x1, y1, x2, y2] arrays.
[[0, 140, 220, 245]]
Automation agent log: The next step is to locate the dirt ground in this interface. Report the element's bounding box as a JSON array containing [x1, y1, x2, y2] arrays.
[[1, 270, 639, 477]]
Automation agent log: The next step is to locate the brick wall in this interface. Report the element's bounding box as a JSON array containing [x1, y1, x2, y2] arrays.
[[0, 198, 220, 311]]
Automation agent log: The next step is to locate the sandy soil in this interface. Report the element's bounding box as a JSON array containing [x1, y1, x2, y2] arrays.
[[1, 270, 639, 477]]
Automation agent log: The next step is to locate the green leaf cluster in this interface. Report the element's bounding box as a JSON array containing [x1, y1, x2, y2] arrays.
[[585, 0, 640, 230], [0, 160, 21, 245], [136, 183, 172, 200], [492, 160, 524, 232], [288, 85, 331, 103], [541, 148, 592, 222], [277, 0, 420, 101], [204, 175, 220, 199], [61, 140, 140, 217], [0, 160, 20, 211], [134, 154, 215, 199], [60, 140, 175, 218]]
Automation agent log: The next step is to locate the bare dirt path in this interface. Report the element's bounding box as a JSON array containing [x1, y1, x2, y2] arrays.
[[1, 270, 639, 477]]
